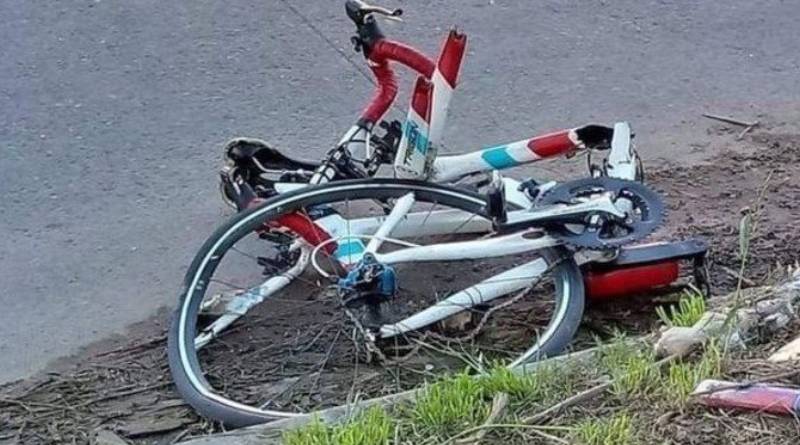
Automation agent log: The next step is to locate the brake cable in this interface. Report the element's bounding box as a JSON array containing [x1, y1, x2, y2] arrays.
[[275, 0, 406, 117]]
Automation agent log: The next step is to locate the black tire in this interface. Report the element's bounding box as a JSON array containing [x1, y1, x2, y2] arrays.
[[167, 178, 584, 427]]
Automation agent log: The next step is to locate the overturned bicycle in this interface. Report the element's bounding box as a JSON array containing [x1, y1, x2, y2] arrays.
[[167, 1, 708, 427]]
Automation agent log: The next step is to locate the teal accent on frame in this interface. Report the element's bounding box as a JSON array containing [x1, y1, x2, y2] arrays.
[[335, 239, 365, 261], [403, 120, 430, 155], [481, 146, 518, 169]]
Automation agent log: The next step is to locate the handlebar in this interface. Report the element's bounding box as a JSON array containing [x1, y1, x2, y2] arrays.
[[360, 40, 435, 124], [345, 2, 436, 126], [345, 0, 402, 26]]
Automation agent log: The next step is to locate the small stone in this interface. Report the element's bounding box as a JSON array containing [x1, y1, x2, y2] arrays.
[[763, 312, 791, 332], [439, 311, 472, 333], [692, 311, 728, 337], [655, 326, 707, 358], [769, 335, 800, 362]]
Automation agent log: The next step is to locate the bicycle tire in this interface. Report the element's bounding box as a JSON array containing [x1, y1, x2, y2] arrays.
[[167, 178, 584, 427]]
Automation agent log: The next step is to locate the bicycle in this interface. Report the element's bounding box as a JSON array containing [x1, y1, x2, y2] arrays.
[[168, 1, 693, 427]]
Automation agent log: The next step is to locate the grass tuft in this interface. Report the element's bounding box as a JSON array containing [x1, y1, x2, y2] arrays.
[[574, 412, 634, 445], [479, 363, 573, 404], [655, 289, 706, 328], [408, 372, 490, 440], [600, 336, 660, 397], [662, 341, 723, 405], [283, 407, 394, 445], [283, 417, 331, 445]]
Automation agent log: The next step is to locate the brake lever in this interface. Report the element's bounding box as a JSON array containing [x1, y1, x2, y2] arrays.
[[363, 5, 403, 18]]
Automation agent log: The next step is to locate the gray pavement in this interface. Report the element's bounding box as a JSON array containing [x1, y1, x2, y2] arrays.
[[1, 0, 799, 383]]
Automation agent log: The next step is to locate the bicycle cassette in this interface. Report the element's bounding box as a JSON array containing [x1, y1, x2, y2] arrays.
[[538, 177, 665, 250]]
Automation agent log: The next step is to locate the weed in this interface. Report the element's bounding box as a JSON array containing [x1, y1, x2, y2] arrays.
[[479, 363, 572, 403], [600, 337, 659, 397], [282, 407, 394, 445], [656, 289, 706, 328], [283, 417, 330, 445], [408, 372, 489, 440], [574, 412, 635, 445], [662, 341, 723, 405]]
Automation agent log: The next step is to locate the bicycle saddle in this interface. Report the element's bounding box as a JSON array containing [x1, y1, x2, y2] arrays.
[[223, 138, 320, 172]]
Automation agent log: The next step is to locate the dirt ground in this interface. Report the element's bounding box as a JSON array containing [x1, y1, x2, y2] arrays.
[[1, 128, 799, 444]]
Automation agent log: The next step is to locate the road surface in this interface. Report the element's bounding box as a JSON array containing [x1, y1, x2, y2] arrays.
[[1, 0, 799, 383]]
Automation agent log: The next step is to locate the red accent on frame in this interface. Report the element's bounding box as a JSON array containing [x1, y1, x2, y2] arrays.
[[361, 39, 436, 123], [410, 76, 433, 122], [436, 30, 467, 88], [585, 261, 679, 301], [527, 130, 577, 158], [269, 212, 337, 255], [245, 199, 337, 255]]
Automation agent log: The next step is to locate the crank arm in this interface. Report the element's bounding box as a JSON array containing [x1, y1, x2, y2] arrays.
[[502, 193, 626, 228]]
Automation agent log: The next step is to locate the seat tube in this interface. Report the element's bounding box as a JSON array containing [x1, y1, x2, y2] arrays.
[[394, 31, 467, 179]]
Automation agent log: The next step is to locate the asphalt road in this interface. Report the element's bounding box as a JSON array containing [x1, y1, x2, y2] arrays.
[[1, 0, 799, 383]]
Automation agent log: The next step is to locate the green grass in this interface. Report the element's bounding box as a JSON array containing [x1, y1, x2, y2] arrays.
[[574, 412, 635, 445], [656, 289, 707, 328], [662, 341, 723, 405], [598, 335, 661, 397], [407, 371, 490, 440], [478, 363, 575, 404], [282, 407, 394, 445], [283, 336, 727, 445]]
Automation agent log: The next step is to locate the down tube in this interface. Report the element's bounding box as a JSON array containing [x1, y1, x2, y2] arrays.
[[379, 258, 549, 338]]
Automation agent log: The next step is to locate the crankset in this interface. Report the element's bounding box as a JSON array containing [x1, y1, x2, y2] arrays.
[[538, 177, 665, 250]]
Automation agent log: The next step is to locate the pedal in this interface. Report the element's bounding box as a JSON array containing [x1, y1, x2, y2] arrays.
[[486, 171, 507, 224]]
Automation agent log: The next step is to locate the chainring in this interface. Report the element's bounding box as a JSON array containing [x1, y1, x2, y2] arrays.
[[537, 177, 665, 250]]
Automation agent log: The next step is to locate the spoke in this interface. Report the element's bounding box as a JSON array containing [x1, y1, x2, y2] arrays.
[[346, 197, 353, 265], [449, 211, 480, 238], [230, 246, 260, 262], [210, 278, 245, 290], [414, 200, 438, 244]]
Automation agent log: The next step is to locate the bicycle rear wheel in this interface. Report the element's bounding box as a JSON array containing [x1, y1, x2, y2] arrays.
[[167, 179, 584, 427]]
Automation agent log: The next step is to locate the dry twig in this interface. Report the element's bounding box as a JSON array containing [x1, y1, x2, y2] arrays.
[[456, 392, 510, 444]]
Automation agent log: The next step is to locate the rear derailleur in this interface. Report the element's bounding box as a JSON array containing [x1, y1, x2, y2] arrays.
[[337, 253, 397, 331]]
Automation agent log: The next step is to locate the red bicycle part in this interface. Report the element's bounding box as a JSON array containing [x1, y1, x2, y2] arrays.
[[247, 199, 338, 256], [361, 39, 435, 123], [584, 260, 679, 301], [436, 30, 467, 88], [528, 130, 578, 158]]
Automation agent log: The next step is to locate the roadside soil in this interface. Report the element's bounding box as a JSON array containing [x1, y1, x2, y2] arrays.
[[1, 128, 798, 445]]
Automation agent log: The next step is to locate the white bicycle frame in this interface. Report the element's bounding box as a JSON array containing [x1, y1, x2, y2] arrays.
[[198, 122, 640, 357]]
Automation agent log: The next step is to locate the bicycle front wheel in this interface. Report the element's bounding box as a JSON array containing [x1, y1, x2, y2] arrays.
[[167, 179, 584, 427]]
